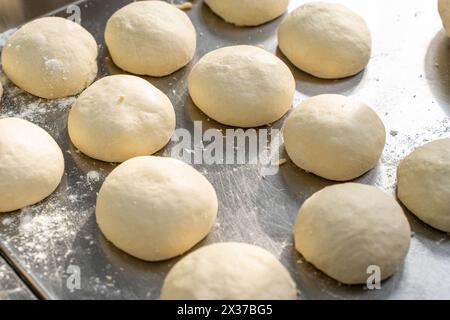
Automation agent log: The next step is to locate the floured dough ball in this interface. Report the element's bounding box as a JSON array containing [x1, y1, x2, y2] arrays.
[[398, 139, 450, 232], [0, 118, 64, 212], [1, 17, 98, 99], [188, 45, 295, 127], [294, 183, 411, 285], [96, 156, 218, 261], [283, 94, 386, 181], [278, 2, 372, 79], [205, 0, 289, 26], [68, 75, 176, 163], [161, 242, 297, 300], [439, 0, 450, 36], [105, 1, 196, 77]]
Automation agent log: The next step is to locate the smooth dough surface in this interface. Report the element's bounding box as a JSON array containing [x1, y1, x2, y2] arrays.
[[1, 17, 98, 99], [188, 45, 295, 127], [68, 75, 176, 163], [398, 139, 450, 232], [0, 118, 65, 212], [439, 0, 450, 36], [105, 1, 196, 77], [294, 183, 411, 285], [205, 0, 289, 26], [96, 156, 218, 261], [283, 94, 385, 181], [278, 2, 372, 79], [161, 242, 297, 300]]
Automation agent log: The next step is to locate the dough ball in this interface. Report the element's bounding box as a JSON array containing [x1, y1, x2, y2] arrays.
[[68, 75, 176, 163], [1, 17, 98, 99], [278, 2, 372, 79], [283, 94, 386, 181], [439, 0, 450, 36], [105, 1, 196, 77], [188, 45, 295, 127], [398, 139, 450, 232], [294, 183, 411, 285], [205, 0, 289, 26], [96, 156, 218, 261], [0, 118, 64, 212], [161, 242, 297, 300]]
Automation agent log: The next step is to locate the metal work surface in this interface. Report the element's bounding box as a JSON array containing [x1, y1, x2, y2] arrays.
[[0, 0, 449, 300], [0, 255, 36, 300]]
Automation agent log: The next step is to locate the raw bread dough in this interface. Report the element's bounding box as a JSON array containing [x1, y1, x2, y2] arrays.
[[294, 183, 411, 285], [96, 156, 218, 261], [278, 2, 372, 79], [439, 0, 450, 36], [1, 17, 98, 99], [205, 0, 289, 26], [397, 139, 450, 232], [283, 94, 386, 181], [188, 45, 295, 127], [0, 118, 65, 212], [68, 75, 176, 163], [161, 242, 297, 300], [105, 1, 196, 77]]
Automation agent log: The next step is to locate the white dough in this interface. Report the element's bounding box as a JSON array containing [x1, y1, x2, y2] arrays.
[[161, 242, 298, 300], [398, 139, 450, 232], [205, 0, 289, 26], [294, 183, 411, 285], [68, 75, 176, 163], [105, 1, 196, 77], [439, 0, 450, 36], [96, 156, 218, 261], [188, 45, 295, 127], [278, 2, 372, 79], [0, 118, 65, 212], [1, 17, 98, 99], [283, 94, 386, 181]]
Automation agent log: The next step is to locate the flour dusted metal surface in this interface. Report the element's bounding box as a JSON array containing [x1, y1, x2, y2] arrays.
[[0, 0, 449, 299]]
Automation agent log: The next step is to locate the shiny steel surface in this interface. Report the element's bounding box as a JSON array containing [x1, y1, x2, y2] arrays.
[[0, 0, 449, 299]]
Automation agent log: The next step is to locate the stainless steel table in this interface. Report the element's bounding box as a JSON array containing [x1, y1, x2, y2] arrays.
[[0, 255, 36, 300], [0, 0, 449, 300]]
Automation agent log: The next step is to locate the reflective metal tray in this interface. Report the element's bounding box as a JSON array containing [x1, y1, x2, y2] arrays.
[[0, 0, 449, 299]]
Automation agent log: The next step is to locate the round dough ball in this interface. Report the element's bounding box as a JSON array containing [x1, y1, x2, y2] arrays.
[[439, 0, 450, 36], [68, 75, 176, 163], [188, 45, 295, 127], [161, 242, 297, 300], [294, 183, 411, 285], [96, 156, 218, 261], [398, 139, 450, 232], [205, 0, 289, 26], [105, 1, 196, 77], [283, 94, 386, 181], [0, 118, 65, 212], [278, 2, 372, 79], [1, 17, 98, 99]]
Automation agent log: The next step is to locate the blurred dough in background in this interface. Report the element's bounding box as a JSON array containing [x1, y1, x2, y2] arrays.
[[439, 0, 450, 36], [204, 0, 290, 26], [1, 17, 98, 99], [278, 2, 372, 79], [105, 1, 196, 77]]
